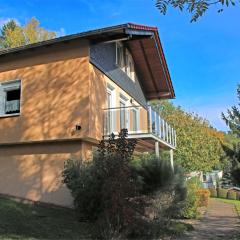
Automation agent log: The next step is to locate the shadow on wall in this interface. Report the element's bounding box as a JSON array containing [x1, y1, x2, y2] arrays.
[[0, 141, 86, 207], [0, 57, 90, 143], [0, 57, 93, 206]]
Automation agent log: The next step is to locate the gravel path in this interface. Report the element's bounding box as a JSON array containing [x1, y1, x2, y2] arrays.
[[180, 198, 240, 239]]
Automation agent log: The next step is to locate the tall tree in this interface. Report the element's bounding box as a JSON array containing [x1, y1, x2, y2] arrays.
[[156, 0, 237, 22], [222, 85, 240, 186], [0, 17, 56, 49], [153, 101, 224, 172], [0, 20, 18, 48]]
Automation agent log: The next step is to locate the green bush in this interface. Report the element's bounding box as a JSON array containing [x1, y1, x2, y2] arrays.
[[63, 130, 189, 239], [227, 191, 237, 200], [209, 188, 217, 198], [179, 177, 200, 219], [217, 188, 228, 199], [131, 155, 187, 219], [237, 192, 240, 200], [62, 158, 103, 220], [63, 129, 140, 239]]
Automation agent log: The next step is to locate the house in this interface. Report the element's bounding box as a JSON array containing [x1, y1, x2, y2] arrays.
[[201, 170, 223, 188], [0, 23, 176, 207]]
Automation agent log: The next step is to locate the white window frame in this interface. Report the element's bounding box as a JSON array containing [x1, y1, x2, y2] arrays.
[[106, 84, 116, 133], [116, 42, 136, 82], [0, 79, 21, 118], [119, 94, 129, 130]]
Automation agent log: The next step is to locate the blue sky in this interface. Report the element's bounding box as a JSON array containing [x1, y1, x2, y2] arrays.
[[0, 0, 240, 131]]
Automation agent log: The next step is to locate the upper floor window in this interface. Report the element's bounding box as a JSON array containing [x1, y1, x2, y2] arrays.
[[0, 80, 21, 116], [116, 42, 136, 81]]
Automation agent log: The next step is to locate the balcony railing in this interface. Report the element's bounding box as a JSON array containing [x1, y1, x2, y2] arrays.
[[103, 105, 176, 148]]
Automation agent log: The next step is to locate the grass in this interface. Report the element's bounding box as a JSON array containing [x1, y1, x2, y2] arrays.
[[212, 197, 240, 217], [0, 196, 93, 239], [0, 196, 192, 240]]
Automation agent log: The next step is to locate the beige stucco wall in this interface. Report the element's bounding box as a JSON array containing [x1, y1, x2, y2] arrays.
[[0, 41, 149, 207], [0, 140, 94, 207], [89, 64, 149, 140], [0, 40, 91, 144]]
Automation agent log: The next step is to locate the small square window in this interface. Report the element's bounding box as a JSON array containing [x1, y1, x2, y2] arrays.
[[0, 80, 21, 116]]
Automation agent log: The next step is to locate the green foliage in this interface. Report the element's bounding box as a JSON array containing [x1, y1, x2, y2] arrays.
[[63, 129, 137, 235], [0, 17, 56, 49], [152, 101, 224, 172], [155, 0, 236, 22], [222, 86, 240, 187], [209, 188, 218, 198], [131, 154, 175, 194], [217, 188, 228, 199], [227, 191, 238, 200], [131, 154, 187, 220], [179, 177, 201, 219], [62, 159, 103, 220]]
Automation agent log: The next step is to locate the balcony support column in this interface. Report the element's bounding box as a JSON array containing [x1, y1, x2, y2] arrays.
[[155, 141, 160, 159], [170, 149, 174, 171]]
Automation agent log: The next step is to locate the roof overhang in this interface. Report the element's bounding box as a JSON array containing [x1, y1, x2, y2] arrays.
[[125, 23, 175, 100], [0, 23, 175, 100]]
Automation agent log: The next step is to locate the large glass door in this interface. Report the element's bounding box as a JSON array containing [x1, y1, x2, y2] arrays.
[[131, 108, 139, 133], [107, 90, 113, 134]]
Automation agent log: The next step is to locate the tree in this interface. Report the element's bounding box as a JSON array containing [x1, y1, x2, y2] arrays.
[[155, 0, 237, 22], [0, 17, 56, 49], [222, 85, 240, 186], [0, 20, 18, 48], [152, 101, 224, 172]]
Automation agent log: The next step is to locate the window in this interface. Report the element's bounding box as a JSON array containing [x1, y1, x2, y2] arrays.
[[116, 42, 125, 70], [119, 95, 128, 130], [116, 42, 136, 81], [131, 108, 139, 132], [0, 80, 21, 116], [106, 84, 116, 134]]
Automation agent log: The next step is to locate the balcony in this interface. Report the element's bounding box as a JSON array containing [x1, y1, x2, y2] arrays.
[[103, 106, 176, 149]]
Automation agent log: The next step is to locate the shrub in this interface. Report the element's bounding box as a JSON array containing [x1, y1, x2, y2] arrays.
[[227, 191, 237, 200], [179, 177, 200, 219], [62, 158, 104, 220], [63, 129, 138, 236], [217, 188, 228, 199], [237, 192, 240, 200], [196, 189, 210, 207], [208, 188, 217, 198], [131, 155, 187, 220], [63, 130, 189, 238]]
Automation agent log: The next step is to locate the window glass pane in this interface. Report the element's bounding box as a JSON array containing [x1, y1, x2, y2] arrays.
[[5, 88, 20, 114], [151, 110, 156, 133], [132, 109, 137, 132], [120, 101, 126, 130]]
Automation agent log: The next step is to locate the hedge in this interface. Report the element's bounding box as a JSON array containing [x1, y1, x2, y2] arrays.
[[196, 189, 210, 207], [217, 188, 228, 199], [209, 188, 217, 198], [227, 191, 238, 200]]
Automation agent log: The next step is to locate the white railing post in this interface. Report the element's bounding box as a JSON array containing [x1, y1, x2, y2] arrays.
[[166, 122, 169, 143], [159, 115, 161, 138], [162, 119, 165, 140], [174, 130, 177, 147], [148, 106, 152, 133], [169, 125, 172, 145]]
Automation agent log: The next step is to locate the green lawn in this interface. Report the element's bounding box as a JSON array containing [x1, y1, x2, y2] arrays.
[[0, 196, 92, 239], [213, 197, 240, 217]]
